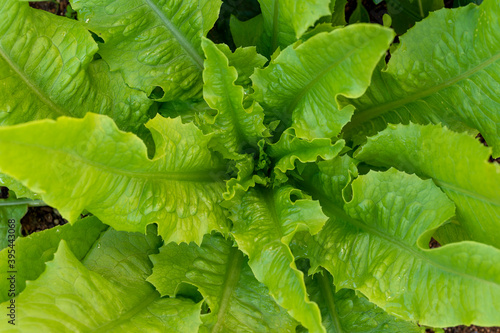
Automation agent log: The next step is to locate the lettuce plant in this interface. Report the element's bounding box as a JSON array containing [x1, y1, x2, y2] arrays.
[[0, 0, 499, 331]]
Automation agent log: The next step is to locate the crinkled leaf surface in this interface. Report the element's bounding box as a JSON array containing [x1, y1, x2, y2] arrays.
[[301, 270, 422, 332], [0, 194, 26, 250], [225, 185, 328, 332], [149, 233, 297, 332], [257, 0, 331, 56], [215, 43, 267, 87], [0, 113, 228, 245], [71, 0, 221, 101], [252, 25, 394, 140], [268, 128, 345, 183], [0, 216, 107, 302], [0, 0, 152, 131], [0, 229, 202, 332], [304, 167, 500, 327], [224, 154, 268, 201], [344, 0, 500, 156], [201, 38, 267, 159], [355, 123, 500, 249]]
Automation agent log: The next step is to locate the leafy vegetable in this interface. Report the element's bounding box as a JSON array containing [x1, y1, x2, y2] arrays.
[[1, 0, 499, 331]]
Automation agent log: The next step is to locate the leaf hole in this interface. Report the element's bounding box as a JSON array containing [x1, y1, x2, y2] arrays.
[[148, 86, 165, 100]]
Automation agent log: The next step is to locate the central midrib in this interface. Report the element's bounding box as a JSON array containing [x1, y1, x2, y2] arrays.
[[319, 196, 499, 287], [433, 179, 500, 207], [5, 140, 226, 183], [143, 0, 204, 69], [271, 0, 280, 53], [284, 45, 361, 116], [317, 270, 344, 333], [347, 50, 500, 128], [211, 247, 244, 333], [93, 291, 159, 332], [0, 44, 70, 117]]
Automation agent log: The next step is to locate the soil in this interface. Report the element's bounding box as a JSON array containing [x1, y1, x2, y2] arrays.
[[16, 1, 500, 332]]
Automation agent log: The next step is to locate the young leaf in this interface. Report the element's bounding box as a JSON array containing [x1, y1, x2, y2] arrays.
[[214, 43, 267, 87], [355, 123, 500, 249], [0, 0, 152, 131], [201, 38, 267, 160], [0, 236, 202, 332], [149, 233, 297, 332], [0, 113, 228, 245], [302, 270, 422, 332], [268, 128, 345, 183], [230, 14, 265, 49], [344, 0, 500, 156], [0, 216, 107, 302], [306, 168, 500, 327], [257, 0, 331, 56], [225, 185, 328, 332], [252, 25, 394, 140], [71, 0, 222, 101]]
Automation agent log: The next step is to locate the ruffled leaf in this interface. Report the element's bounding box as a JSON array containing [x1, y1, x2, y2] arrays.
[[355, 123, 500, 249], [344, 0, 500, 156], [215, 43, 267, 86], [268, 128, 345, 183], [149, 233, 297, 332], [201, 38, 267, 160], [225, 185, 328, 332], [0, 229, 202, 332], [0, 113, 228, 245], [252, 25, 394, 140], [71, 0, 222, 101], [304, 167, 500, 327], [0, 0, 152, 131]]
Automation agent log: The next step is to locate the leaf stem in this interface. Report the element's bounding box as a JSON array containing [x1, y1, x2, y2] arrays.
[[0, 199, 46, 207]]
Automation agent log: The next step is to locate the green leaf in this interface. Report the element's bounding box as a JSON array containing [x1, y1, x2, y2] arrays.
[[344, 0, 500, 157], [303, 270, 422, 332], [268, 128, 345, 183], [158, 99, 212, 124], [225, 185, 328, 332], [386, 0, 444, 34], [0, 194, 26, 250], [215, 43, 268, 87], [331, 0, 348, 26], [224, 154, 268, 200], [355, 123, 500, 249], [0, 0, 152, 131], [0, 113, 228, 245], [149, 233, 297, 332], [71, 0, 221, 101], [348, 0, 370, 24], [252, 25, 394, 140], [0, 235, 202, 332], [432, 219, 471, 245], [257, 0, 331, 56], [0, 216, 107, 303], [306, 168, 500, 327], [0, 174, 38, 199], [201, 38, 268, 160], [230, 14, 265, 49]]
